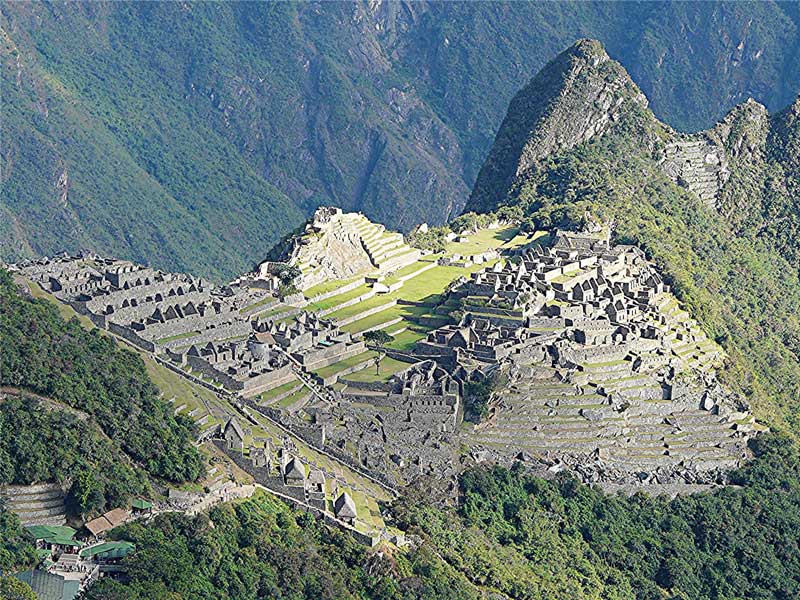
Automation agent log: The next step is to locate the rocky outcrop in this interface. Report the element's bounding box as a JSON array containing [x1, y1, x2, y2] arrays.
[[469, 39, 648, 211]]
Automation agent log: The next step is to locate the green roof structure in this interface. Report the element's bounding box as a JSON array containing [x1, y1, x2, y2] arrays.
[[14, 570, 80, 600], [79, 540, 136, 560], [131, 498, 153, 510], [26, 525, 77, 541]]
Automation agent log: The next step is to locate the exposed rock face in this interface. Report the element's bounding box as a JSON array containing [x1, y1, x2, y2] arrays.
[[469, 40, 648, 211]]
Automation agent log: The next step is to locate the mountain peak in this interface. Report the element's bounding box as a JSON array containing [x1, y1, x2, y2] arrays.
[[468, 39, 647, 211], [564, 38, 610, 63]]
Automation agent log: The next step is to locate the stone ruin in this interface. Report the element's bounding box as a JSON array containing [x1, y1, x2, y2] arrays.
[[10, 225, 763, 493], [661, 137, 730, 207], [14, 254, 364, 398], [256, 208, 422, 291], [312, 360, 462, 485], [421, 229, 757, 486]]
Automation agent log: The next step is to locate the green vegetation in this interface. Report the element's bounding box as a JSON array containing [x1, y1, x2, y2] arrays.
[[59, 433, 800, 600], [395, 432, 800, 600], [0, 576, 36, 600], [310, 351, 377, 381], [85, 490, 480, 600], [386, 329, 427, 352], [0, 501, 36, 573], [345, 356, 411, 384], [304, 277, 363, 300], [363, 330, 394, 347], [4, 3, 799, 277], [0, 395, 150, 516], [0, 270, 202, 482]]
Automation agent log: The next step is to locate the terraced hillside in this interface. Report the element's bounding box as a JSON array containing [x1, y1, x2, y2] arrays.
[[7, 213, 764, 501], [261, 208, 422, 292], [8, 268, 398, 543], [0, 483, 67, 527]]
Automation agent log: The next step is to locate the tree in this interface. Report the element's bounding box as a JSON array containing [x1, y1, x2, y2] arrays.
[[0, 576, 36, 600], [363, 330, 393, 347]]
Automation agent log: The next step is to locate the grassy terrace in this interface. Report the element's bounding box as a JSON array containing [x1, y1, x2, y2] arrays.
[[385, 328, 427, 351], [22, 276, 397, 534], [381, 258, 436, 286], [341, 304, 435, 335], [443, 226, 546, 256], [251, 304, 291, 319], [274, 388, 309, 410], [306, 283, 372, 313], [257, 378, 300, 404], [303, 276, 364, 300], [445, 225, 520, 255], [310, 350, 378, 380], [343, 355, 411, 383], [239, 296, 276, 313], [157, 330, 200, 344]]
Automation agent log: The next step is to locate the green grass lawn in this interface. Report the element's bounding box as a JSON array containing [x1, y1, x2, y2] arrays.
[[258, 378, 300, 403], [444, 226, 521, 255], [274, 388, 309, 410], [381, 260, 432, 285], [306, 283, 372, 313], [343, 355, 410, 383], [303, 276, 364, 300], [386, 328, 426, 351], [310, 350, 378, 380], [341, 304, 434, 335], [326, 294, 396, 322]]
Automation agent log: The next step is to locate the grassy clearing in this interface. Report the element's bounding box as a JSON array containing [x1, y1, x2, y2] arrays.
[[444, 226, 520, 255], [386, 328, 426, 351], [343, 356, 410, 383]]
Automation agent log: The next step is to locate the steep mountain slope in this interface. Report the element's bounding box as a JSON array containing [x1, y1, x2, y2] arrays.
[[0, 269, 203, 490], [466, 39, 800, 434], [2, 1, 799, 279]]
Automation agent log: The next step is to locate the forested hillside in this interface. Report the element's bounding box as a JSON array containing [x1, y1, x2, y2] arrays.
[[0, 394, 150, 516], [3, 1, 799, 278], [466, 40, 800, 437], [0, 270, 203, 486], [62, 432, 800, 600]]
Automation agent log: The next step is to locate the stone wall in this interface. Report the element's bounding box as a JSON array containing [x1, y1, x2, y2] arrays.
[[297, 341, 366, 370], [107, 322, 156, 352]]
